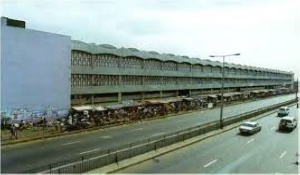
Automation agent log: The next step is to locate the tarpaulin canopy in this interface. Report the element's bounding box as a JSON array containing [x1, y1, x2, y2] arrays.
[[208, 95, 218, 99], [72, 106, 93, 111], [72, 105, 107, 112]]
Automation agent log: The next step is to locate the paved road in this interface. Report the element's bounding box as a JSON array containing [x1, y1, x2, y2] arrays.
[[1, 94, 296, 173], [117, 105, 299, 174]]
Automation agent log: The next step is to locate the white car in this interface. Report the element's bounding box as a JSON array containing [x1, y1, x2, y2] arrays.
[[239, 121, 262, 134], [278, 116, 297, 130], [277, 107, 290, 117]]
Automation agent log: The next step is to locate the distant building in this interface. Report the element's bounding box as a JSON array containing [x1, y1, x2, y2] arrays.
[[70, 40, 294, 105], [0, 17, 71, 119]]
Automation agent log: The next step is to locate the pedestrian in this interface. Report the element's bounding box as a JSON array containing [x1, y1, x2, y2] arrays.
[[13, 124, 18, 139], [42, 117, 47, 130], [10, 124, 17, 139], [10, 124, 14, 139]]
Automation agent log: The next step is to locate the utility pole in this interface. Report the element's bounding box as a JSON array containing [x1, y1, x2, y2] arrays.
[[209, 53, 240, 129]]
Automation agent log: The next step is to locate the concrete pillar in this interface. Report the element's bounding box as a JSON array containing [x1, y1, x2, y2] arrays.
[[91, 95, 94, 105], [160, 91, 163, 98], [141, 92, 145, 100], [118, 92, 122, 103], [189, 90, 192, 97], [175, 91, 179, 96]]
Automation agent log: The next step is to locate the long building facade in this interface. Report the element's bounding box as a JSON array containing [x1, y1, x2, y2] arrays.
[[71, 40, 294, 105]]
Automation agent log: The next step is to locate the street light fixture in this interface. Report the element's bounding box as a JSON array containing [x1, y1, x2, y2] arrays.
[[209, 53, 240, 129]]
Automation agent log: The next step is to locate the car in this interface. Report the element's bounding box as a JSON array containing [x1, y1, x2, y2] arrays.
[[277, 107, 290, 117], [239, 121, 262, 134], [278, 116, 297, 131]]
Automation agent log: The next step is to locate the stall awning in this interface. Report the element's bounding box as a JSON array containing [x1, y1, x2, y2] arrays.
[[72, 105, 107, 112], [144, 97, 183, 104], [106, 104, 125, 110], [94, 106, 106, 111], [72, 106, 93, 111], [182, 97, 194, 101], [208, 95, 218, 99]]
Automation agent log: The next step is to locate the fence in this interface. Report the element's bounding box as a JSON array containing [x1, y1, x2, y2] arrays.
[[23, 99, 297, 174]]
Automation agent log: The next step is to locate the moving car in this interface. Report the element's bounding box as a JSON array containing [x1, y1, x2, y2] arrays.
[[277, 107, 290, 117], [278, 116, 297, 131], [239, 121, 262, 134]]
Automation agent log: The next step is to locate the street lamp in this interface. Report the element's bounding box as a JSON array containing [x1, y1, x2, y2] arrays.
[[296, 78, 299, 108], [209, 53, 240, 129]]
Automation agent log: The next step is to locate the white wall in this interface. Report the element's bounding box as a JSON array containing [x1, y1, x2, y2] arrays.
[[0, 18, 71, 119]]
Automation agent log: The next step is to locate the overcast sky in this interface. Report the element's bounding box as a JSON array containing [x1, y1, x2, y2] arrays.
[[1, 0, 299, 79]]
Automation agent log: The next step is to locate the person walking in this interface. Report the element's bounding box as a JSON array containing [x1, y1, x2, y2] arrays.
[[10, 124, 17, 139]]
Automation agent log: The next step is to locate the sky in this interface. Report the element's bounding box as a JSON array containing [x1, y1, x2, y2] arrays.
[[1, 0, 299, 79]]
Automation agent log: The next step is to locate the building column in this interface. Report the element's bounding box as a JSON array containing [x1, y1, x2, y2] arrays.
[[160, 91, 163, 98], [189, 89, 192, 97], [118, 92, 122, 103], [141, 92, 145, 100], [91, 95, 94, 105], [176, 90, 179, 96]]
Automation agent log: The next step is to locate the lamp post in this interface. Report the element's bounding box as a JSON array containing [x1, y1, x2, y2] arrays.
[[210, 53, 240, 129], [296, 78, 298, 108]]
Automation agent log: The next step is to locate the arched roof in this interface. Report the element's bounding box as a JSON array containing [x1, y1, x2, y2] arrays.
[[71, 40, 293, 75]]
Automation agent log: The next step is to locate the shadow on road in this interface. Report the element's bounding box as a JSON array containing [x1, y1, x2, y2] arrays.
[[235, 132, 255, 137], [275, 129, 294, 134]]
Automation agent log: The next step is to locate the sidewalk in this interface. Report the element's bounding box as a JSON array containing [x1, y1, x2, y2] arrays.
[[1, 126, 62, 145]]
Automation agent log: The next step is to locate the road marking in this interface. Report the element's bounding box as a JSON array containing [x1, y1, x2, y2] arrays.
[[132, 128, 143, 132], [203, 159, 218, 168], [279, 151, 286, 158], [196, 122, 202, 125], [79, 148, 101, 155], [151, 132, 165, 137], [246, 138, 255, 144], [100, 135, 113, 139], [62, 141, 80, 146], [270, 126, 276, 130]]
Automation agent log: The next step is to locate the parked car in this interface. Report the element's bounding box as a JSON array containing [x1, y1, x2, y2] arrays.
[[277, 107, 290, 117], [239, 121, 262, 134], [278, 116, 297, 131]]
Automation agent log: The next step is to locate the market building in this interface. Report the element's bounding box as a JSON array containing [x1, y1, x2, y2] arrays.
[[70, 40, 294, 105], [0, 17, 295, 119]]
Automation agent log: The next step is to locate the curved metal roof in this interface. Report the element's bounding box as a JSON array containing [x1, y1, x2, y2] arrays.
[[71, 40, 293, 75]]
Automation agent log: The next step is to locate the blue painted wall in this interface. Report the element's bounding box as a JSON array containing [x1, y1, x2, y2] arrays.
[[0, 17, 71, 119]]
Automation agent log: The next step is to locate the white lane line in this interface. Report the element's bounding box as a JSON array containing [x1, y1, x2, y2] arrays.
[[62, 141, 80, 146], [100, 135, 113, 139], [79, 148, 101, 155], [246, 138, 255, 144], [132, 128, 143, 132], [151, 132, 165, 137], [270, 126, 276, 130], [203, 159, 218, 168], [279, 151, 286, 158]]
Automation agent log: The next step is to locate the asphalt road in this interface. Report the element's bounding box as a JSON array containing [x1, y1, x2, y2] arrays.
[[1, 94, 296, 173], [116, 105, 299, 174]]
